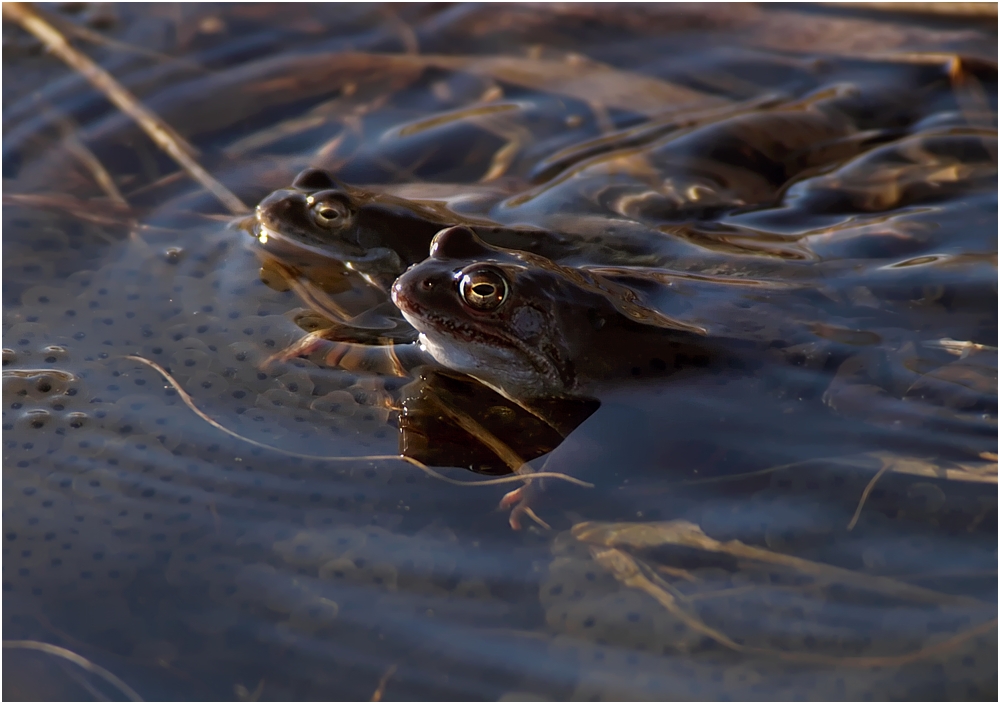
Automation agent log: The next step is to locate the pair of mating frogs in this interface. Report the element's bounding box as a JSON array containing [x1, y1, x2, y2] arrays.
[[244, 89, 997, 527]]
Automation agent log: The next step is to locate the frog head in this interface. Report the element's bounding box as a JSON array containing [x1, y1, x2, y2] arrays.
[[392, 226, 705, 400], [252, 168, 442, 290]]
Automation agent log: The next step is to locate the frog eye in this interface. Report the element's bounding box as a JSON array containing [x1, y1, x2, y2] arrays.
[[311, 198, 350, 228], [458, 267, 509, 312]]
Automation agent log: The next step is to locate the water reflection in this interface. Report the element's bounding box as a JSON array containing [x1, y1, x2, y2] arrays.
[[3, 3, 997, 700]]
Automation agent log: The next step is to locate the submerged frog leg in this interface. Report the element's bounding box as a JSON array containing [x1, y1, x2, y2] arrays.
[[269, 259, 354, 323], [263, 330, 334, 368]]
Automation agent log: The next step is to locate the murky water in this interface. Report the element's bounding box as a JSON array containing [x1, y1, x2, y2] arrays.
[[3, 4, 997, 700]]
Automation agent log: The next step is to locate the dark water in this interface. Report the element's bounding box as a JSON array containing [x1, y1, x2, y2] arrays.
[[3, 4, 997, 701]]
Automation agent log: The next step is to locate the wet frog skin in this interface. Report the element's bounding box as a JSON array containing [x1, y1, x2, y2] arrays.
[[391, 226, 996, 526], [251, 168, 660, 294], [250, 81, 944, 312], [390, 225, 735, 402]]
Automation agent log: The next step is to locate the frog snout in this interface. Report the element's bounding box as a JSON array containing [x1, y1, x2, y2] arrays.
[[390, 273, 417, 310], [392, 266, 446, 313], [390, 277, 405, 307]]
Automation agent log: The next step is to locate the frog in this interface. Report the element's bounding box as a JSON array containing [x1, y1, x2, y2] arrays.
[[247, 166, 697, 361], [252, 83, 919, 294], [391, 226, 997, 527], [389, 225, 740, 402], [249, 168, 664, 296], [389, 226, 833, 525]]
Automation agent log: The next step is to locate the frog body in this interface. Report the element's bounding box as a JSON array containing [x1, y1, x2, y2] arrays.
[[390, 225, 758, 402], [251, 168, 665, 294]]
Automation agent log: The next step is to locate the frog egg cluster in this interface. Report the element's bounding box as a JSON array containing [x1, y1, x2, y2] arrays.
[[5, 222, 468, 664], [5, 224, 409, 460], [539, 534, 701, 659], [537, 527, 997, 700]]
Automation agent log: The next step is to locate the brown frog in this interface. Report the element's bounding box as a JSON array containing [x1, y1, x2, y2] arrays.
[[389, 226, 816, 525], [390, 226, 735, 403], [390, 227, 996, 526], [250, 168, 660, 295]]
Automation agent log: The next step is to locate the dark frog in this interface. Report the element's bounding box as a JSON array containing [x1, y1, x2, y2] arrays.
[[390, 225, 726, 402], [251, 169, 665, 295], [390, 226, 797, 525], [390, 227, 995, 527]]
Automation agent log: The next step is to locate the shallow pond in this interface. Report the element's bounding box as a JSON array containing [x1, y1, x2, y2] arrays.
[[3, 4, 997, 701]]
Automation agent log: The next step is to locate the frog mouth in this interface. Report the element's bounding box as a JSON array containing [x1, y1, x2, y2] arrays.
[[252, 215, 365, 258], [392, 288, 506, 348], [393, 284, 569, 385]]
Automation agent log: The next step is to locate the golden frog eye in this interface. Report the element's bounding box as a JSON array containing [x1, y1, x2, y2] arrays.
[[458, 267, 509, 312], [311, 198, 349, 228]]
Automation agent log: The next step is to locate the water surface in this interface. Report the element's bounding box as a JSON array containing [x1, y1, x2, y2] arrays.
[[3, 4, 997, 700]]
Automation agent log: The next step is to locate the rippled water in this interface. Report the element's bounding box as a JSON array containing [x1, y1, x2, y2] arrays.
[[3, 4, 997, 700]]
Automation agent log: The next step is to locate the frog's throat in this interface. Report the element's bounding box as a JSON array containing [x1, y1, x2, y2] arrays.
[[400, 299, 573, 404], [414, 332, 567, 434]]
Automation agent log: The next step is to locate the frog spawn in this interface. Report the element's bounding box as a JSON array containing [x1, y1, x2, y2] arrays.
[[536, 525, 996, 701], [4, 227, 532, 692], [6, 226, 995, 698]]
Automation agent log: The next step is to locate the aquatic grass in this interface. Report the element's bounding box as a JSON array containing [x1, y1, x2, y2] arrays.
[[575, 520, 998, 667], [3, 2, 248, 216], [3, 640, 143, 701]]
